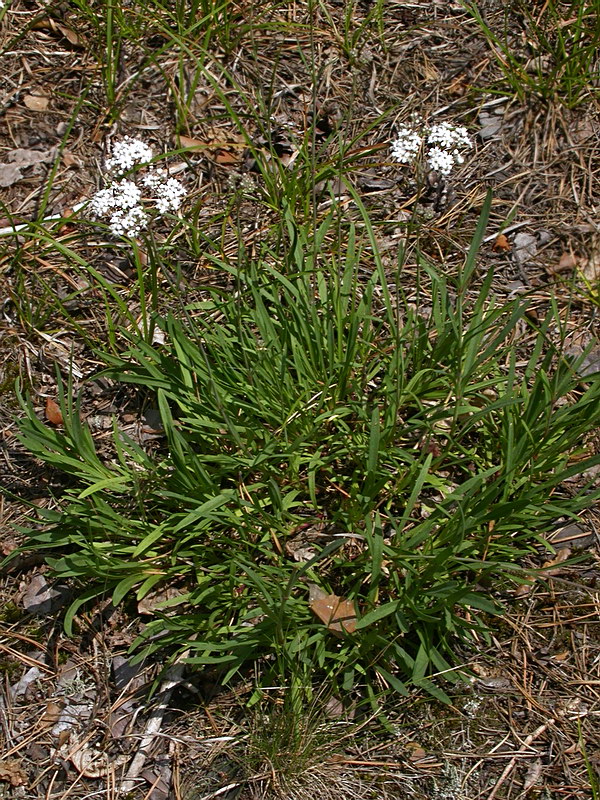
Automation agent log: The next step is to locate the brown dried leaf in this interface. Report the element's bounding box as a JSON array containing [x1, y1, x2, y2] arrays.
[[523, 758, 543, 792], [178, 135, 206, 149], [0, 163, 23, 188], [40, 701, 65, 728], [541, 546, 571, 576], [215, 149, 240, 166], [62, 151, 80, 167], [55, 22, 83, 47], [554, 252, 578, 273], [549, 651, 569, 662], [447, 73, 468, 97], [45, 398, 63, 425], [514, 582, 533, 598], [23, 94, 49, 111], [57, 729, 70, 748], [492, 233, 511, 252], [31, 17, 83, 46], [0, 535, 17, 557], [0, 759, 27, 787], [308, 584, 356, 636], [406, 742, 427, 762]]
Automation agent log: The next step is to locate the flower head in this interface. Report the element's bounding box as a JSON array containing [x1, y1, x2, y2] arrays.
[[88, 138, 186, 239], [89, 187, 116, 216], [427, 122, 472, 152], [105, 136, 153, 174], [108, 206, 148, 238], [426, 146, 456, 176], [390, 125, 423, 164], [154, 177, 186, 214], [390, 118, 472, 177], [112, 180, 142, 209]]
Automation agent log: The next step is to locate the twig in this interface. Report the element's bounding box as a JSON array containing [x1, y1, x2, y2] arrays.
[[196, 782, 242, 800], [119, 660, 186, 795], [486, 721, 553, 800]]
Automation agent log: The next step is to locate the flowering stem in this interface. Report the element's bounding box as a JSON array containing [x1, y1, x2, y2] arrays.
[[131, 239, 151, 342]]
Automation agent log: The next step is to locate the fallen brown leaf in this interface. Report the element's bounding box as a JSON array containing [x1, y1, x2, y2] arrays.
[[309, 584, 356, 635], [177, 135, 206, 149], [31, 16, 83, 47], [24, 94, 49, 111], [40, 701, 65, 728], [55, 22, 83, 47], [45, 398, 63, 425], [549, 651, 569, 662], [546, 253, 577, 275], [541, 546, 572, 576], [406, 742, 427, 762], [514, 582, 533, 598], [492, 233, 511, 252], [62, 151, 80, 168], [0, 759, 27, 787], [215, 149, 240, 166]]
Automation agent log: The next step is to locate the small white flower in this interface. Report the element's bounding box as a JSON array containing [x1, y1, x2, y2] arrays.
[[154, 177, 186, 214], [108, 206, 148, 238], [112, 179, 142, 209], [427, 122, 472, 153], [142, 168, 168, 189], [427, 146, 456, 176], [390, 118, 473, 177], [89, 187, 116, 216], [390, 124, 422, 164], [105, 136, 153, 174], [88, 137, 186, 238]]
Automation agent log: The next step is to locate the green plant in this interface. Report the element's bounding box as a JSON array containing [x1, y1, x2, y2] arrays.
[[238, 693, 353, 799], [10, 196, 600, 704], [463, 0, 600, 108], [579, 721, 600, 800]]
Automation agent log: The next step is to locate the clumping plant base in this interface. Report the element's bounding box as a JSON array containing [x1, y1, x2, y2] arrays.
[[12, 198, 600, 703]]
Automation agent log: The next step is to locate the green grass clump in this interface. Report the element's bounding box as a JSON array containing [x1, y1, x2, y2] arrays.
[[10, 198, 600, 704], [463, 0, 600, 108]]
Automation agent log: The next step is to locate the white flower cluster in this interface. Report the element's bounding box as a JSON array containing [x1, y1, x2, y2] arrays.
[[89, 138, 186, 238], [390, 125, 422, 164], [105, 136, 153, 174], [144, 172, 187, 215], [390, 120, 472, 176]]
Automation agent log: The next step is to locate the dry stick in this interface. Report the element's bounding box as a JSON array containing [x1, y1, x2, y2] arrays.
[[119, 660, 186, 795], [196, 783, 243, 800], [486, 721, 554, 800]]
